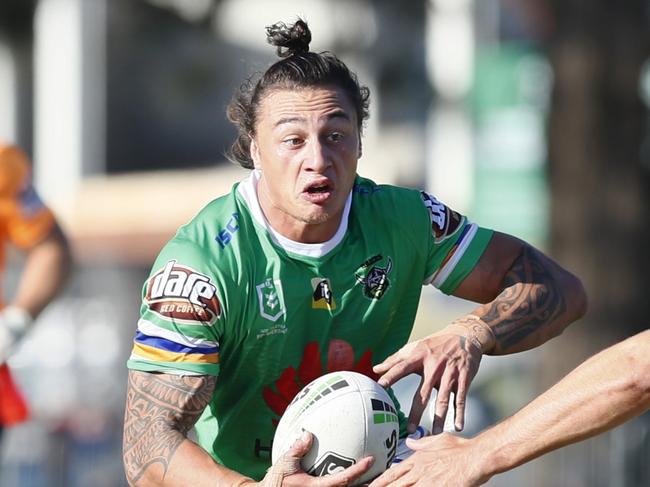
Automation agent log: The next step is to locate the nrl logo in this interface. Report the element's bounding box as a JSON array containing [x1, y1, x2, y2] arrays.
[[355, 254, 393, 300], [256, 278, 286, 322]]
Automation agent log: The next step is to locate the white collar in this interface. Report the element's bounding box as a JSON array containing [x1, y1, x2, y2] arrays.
[[237, 170, 351, 258]]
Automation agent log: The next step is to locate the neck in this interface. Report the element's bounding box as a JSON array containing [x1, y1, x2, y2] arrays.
[[256, 180, 343, 244]]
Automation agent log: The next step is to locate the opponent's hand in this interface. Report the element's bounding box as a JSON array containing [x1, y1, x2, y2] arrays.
[[368, 433, 489, 487], [259, 430, 374, 487], [367, 433, 487, 487], [373, 326, 483, 434], [0, 307, 32, 364]]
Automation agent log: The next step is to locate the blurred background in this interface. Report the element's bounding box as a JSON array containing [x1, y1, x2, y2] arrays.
[[0, 0, 649, 485]]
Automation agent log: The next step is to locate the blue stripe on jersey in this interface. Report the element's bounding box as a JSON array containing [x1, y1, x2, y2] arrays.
[[134, 331, 220, 355], [453, 223, 471, 246]]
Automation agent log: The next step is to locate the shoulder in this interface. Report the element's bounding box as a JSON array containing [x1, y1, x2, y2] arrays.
[[153, 183, 247, 276], [174, 184, 242, 246], [351, 176, 433, 232], [352, 176, 425, 208]]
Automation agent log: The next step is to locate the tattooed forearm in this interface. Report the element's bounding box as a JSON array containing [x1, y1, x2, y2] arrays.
[[123, 370, 216, 485], [475, 245, 569, 353]]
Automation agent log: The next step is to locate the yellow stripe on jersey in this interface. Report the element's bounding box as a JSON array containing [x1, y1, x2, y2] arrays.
[[132, 342, 220, 364]]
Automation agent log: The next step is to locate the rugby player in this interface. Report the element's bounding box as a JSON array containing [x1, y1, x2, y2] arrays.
[[122, 18, 587, 486]]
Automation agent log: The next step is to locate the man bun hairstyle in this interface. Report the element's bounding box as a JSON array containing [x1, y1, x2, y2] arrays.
[[226, 18, 370, 169], [266, 19, 311, 58]]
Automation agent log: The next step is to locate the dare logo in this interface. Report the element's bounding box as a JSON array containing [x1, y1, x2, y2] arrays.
[[145, 260, 221, 324]]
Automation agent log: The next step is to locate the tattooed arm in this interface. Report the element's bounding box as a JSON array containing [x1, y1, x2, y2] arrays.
[[452, 232, 587, 354], [123, 371, 371, 487], [374, 232, 587, 434], [123, 370, 254, 486]]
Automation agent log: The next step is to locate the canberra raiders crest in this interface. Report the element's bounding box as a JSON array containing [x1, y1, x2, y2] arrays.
[[355, 255, 393, 300]]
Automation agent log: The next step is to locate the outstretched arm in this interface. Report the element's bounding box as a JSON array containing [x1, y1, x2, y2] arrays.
[[369, 330, 650, 487]]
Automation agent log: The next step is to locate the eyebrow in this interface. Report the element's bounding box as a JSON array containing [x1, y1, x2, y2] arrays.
[[273, 109, 352, 128]]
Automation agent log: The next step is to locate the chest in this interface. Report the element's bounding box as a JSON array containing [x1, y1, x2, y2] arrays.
[[218, 244, 424, 382]]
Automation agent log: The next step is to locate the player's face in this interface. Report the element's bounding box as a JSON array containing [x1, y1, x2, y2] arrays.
[[251, 86, 360, 243]]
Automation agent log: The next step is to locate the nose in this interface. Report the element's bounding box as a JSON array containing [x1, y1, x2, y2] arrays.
[[304, 138, 331, 172]]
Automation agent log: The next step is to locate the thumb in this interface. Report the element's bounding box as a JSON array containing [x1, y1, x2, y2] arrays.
[[263, 431, 314, 486], [282, 430, 314, 460], [405, 435, 434, 451]]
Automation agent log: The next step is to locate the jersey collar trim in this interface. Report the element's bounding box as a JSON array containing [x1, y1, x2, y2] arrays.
[[236, 170, 351, 258]]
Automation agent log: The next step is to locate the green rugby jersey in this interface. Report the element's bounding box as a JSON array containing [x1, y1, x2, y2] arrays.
[[127, 171, 493, 480]]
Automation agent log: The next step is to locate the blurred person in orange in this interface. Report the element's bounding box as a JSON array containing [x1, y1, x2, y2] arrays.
[[369, 329, 650, 486], [0, 142, 71, 435]]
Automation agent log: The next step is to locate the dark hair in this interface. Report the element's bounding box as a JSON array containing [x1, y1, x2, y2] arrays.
[[226, 18, 371, 169]]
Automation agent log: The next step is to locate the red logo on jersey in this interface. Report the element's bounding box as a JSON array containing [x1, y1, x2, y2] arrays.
[[145, 260, 221, 324], [262, 339, 378, 424]]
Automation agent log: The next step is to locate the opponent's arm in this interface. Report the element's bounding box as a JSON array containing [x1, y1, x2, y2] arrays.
[[369, 330, 650, 487], [123, 370, 373, 487]]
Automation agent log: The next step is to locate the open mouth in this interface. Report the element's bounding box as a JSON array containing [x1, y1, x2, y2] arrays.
[[303, 180, 333, 203], [307, 183, 331, 194]]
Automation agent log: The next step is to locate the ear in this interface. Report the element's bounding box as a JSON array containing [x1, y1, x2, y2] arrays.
[[250, 137, 262, 169], [357, 136, 363, 159]]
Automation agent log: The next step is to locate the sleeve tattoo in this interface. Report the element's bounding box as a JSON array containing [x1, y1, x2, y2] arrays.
[[479, 245, 568, 352], [123, 370, 216, 484]]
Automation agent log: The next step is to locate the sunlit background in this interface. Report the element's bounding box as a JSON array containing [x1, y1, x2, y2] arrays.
[[1, 0, 649, 485]]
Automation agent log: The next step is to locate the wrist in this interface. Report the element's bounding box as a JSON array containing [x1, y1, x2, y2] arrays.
[[470, 428, 506, 483], [445, 315, 496, 354], [0, 306, 33, 363]]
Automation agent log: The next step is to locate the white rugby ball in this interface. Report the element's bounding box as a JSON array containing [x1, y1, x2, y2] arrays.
[[271, 371, 399, 485]]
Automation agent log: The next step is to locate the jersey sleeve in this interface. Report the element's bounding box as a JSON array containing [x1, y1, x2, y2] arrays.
[[0, 144, 55, 249], [420, 191, 494, 295], [127, 238, 223, 376]]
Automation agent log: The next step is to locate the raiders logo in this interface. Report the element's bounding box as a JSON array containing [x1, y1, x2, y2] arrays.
[[420, 191, 463, 242], [308, 452, 356, 476], [355, 255, 393, 300]]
